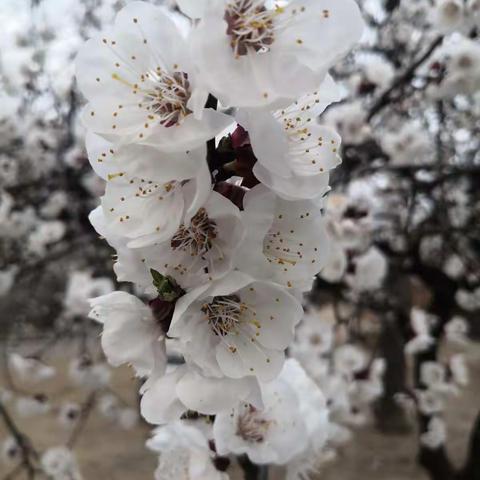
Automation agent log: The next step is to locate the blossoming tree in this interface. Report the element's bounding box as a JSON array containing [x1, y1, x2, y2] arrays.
[[1, 0, 479, 480]]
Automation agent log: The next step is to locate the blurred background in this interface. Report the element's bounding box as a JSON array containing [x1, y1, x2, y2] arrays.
[[0, 0, 479, 479]]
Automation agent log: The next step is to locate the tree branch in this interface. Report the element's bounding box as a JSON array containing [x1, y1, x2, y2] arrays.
[[66, 392, 96, 448], [368, 36, 444, 121], [0, 401, 38, 479]]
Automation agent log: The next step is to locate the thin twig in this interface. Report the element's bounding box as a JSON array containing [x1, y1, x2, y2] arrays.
[[66, 392, 96, 448], [368, 36, 444, 121], [0, 401, 38, 479]]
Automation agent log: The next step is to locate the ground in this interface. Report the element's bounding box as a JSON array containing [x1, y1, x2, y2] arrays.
[[1, 343, 479, 480]]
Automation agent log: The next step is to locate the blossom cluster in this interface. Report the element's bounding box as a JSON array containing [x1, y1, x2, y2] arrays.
[[398, 307, 471, 450], [290, 307, 386, 444], [75, 0, 364, 476]]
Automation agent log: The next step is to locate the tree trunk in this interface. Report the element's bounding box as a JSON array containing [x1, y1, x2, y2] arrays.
[[374, 315, 411, 434]]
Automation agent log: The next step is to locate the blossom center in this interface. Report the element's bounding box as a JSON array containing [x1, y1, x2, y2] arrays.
[[113, 69, 192, 127], [458, 55, 473, 69], [147, 70, 192, 127], [171, 208, 217, 256], [202, 295, 246, 336], [442, 1, 461, 18], [225, 0, 276, 57], [237, 405, 271, 443]]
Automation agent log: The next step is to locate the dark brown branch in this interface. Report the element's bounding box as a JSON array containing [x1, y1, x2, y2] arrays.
[[0, 402, 38, 479], [459, 411, 480, 480], [374, 314, 410, 434], [238, 455, 269, 480], [205, 94, 223, 178], [66, 392, 97, 448], [367, 36, 444, 121], [418, 441, 456, 480]]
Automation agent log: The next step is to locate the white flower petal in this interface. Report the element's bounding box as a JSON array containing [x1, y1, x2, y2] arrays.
[[140, 366, 188, 424], [177, 370, 259, 415], [88, 292, 165, 377]]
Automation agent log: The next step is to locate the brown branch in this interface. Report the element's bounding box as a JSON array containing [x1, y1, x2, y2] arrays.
[[237, 455, 269, 480], [367, 35, 444, 121], [13, 233, 96, 280], [459, 410, 480, 480], [0, 402, 38, 479], [418, 441, 456, 480], [66, 392, 96, 448]]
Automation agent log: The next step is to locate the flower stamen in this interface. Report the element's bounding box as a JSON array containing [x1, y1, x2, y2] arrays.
[[225, 0, 276, 57], [202, 295, 248, 336], [237, 405, 271, 443], [171, 208, 218, 257], [112, 69, 192, 127]]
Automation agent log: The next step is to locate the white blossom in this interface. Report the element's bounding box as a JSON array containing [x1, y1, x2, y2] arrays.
[[420, 417, 447, 449], [8, 354, 56, 384], [68, 358, 112, 390], [76, 2, 233, 149], [89, 291, 167, 377], [237, 76, 342, 200], [0, 268, 16, 297], [27, 220, 66, 255], [324, 101, 371, 145], [323, 191, 373, 253], [405, 308, 435, 354], [213, 376, 308, 465], [319, 237, 347, 283], [64, 270, 114, 317], [187, 0, 364, 108], [450, 354, 469, 386], [214, 359, 328, 466], [417, 390, 444, 415], [346, 246, 388, 292], [432, 0, 465, 33], [97, 394, 120, 420], [147, 421, 227, 480], [443, 254, 465, 280], [168, 271, 303, 381], [87, 132, 212, 249], [237, 184, 331, 292], [291, 308, 335, 361], [15, 395, 51, 418], [333, 344, 367, 379], [40, 191, 68, 218], [141, 364, 263, 421], [428, 36, 480, 98], [456, 287, 480, 311], [381, 121, 432, 166], [133, 190, 245, 290], [41, 447, 83, 480], [444, 316, 469, 345], [118, 408, 140, 430], [420, 362, 449, 392], [355, 54, 395, 91]]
